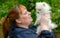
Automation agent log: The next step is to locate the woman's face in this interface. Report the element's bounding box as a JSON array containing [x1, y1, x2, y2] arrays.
[[18, 8, 33, 25]]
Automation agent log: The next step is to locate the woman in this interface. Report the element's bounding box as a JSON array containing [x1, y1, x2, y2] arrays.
[[2, 4, 55, 38]]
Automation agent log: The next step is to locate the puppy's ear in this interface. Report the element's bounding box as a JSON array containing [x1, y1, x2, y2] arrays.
[[42, 2, 46, 6], [43, 3, 45, 7]]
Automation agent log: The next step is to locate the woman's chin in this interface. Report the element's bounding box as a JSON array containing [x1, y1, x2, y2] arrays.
[[30, 18, 33, 22]]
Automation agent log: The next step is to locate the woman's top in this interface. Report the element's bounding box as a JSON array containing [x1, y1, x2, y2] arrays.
[[9, 24, 55, 38]]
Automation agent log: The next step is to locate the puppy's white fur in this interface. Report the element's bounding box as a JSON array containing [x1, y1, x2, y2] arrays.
[[35, 2, 57, 33]]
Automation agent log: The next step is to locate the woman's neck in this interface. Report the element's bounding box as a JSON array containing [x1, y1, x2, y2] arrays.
[[17, 24, 29, 28]]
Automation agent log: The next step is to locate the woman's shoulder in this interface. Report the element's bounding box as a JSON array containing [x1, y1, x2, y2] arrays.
[[14, 24, 37, 34], [15, 27, 28, 33], [9, 24, 37, 34], [14, 25, 38, 38]]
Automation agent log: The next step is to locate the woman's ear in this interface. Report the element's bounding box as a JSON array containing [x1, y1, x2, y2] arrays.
[[15, 19, 21, 24]]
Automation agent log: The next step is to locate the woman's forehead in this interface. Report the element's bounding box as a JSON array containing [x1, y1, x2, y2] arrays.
[[20, 7, 26, 12]]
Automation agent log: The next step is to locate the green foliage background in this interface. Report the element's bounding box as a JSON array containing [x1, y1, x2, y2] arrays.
[[0, 0, 60, 33]]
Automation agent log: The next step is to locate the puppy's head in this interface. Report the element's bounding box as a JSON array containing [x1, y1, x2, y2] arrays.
[[36, 2, 51, 14]]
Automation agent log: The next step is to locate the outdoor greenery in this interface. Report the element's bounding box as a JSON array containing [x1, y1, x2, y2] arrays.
[[0, 0, 60, 33]]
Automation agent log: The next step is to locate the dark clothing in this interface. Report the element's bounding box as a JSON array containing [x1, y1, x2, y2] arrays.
[[9, 24, 55, 38], [39, 30, 55, 38]]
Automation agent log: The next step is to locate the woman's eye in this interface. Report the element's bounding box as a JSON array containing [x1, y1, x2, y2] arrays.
[[24, 11, 27, 15]]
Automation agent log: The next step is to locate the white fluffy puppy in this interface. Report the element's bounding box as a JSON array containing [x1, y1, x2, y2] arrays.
[[35, 2, 57, 33]]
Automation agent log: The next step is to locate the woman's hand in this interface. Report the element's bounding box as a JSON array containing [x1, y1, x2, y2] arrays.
[[40, 14, 50, 26]]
